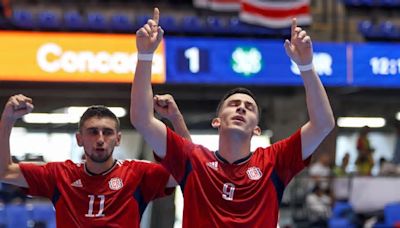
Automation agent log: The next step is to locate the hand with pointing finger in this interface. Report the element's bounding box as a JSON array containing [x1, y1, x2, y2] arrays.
[[284, 18, 313, 66], [136, 8, 164, 54]]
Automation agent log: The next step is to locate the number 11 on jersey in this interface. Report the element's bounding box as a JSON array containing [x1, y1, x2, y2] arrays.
[[85, 194, 105, 217]]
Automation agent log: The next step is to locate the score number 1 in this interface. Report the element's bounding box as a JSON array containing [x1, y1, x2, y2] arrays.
[[178, 47, 209, 74], [185, 47, 200, 73]]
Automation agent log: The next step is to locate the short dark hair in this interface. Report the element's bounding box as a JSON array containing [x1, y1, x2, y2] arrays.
[[216, 87, 261, 120], [79, 105, 120, 131]]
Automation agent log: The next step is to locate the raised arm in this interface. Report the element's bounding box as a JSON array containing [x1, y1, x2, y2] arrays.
[[130, 8, 168, 158], [154, 94, 192, 141], [284, 19, 335, 160], [0, 94, 34, 187]]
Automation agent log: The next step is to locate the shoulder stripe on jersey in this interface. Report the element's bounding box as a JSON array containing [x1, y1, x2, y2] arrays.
[[179, 160, 193, 196], [51, 187, 60, 206], [133, 187, 148, 220], [270, 170, 285, 205]]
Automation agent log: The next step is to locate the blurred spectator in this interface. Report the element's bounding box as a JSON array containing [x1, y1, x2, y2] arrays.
[[309, 153, 331, 190], [392, 122, 400, 165], [0, 183, 27, 204], [306, 183, 332, 228], [333, 152, 350, 177], [309, 153, 331, 177], [355, 126, 374, 176], [1, 0, 11, 18], [378, 157, 397, 176]]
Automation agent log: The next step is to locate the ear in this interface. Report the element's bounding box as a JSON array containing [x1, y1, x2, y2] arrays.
[[253, 126, 261, 136], [76, 132, 83, 146], [115, 132, 122, 146], [211, 117, 220, 129]]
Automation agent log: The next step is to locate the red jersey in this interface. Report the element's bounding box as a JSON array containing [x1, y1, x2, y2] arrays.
[[19, 159, 171, 228], [156, 127, 310, 228]]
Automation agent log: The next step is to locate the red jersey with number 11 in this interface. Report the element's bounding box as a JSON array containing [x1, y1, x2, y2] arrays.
[[19, 159, 171, 228]]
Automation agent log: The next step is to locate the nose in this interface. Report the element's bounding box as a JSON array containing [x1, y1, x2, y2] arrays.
[[96, 132, 105, 146], [236, 104, 246, 114]]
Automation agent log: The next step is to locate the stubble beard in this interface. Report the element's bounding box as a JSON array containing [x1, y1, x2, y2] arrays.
[[85, 150, 114, 163]]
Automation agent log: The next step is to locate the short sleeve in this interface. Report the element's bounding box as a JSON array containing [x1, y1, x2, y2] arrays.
[[154, 127, 195, 183], [19, 162, 57, 198], [269, 129, 311, 185], [140, 162, 174, 202]]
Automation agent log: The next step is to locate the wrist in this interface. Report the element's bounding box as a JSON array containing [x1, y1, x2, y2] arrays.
[[0, 118, 16, 129], [297, 62, 314, 72], [169, 113, 184, 123], [137, 53, 154, 61]]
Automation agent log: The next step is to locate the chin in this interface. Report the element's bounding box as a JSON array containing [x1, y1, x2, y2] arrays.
[[224, 126, 250, 136], [86, 152, 113, 163]]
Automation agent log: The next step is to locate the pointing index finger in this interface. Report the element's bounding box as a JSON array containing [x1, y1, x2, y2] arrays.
[[291, 18, 297, 37], [153, 8, 160, 25]]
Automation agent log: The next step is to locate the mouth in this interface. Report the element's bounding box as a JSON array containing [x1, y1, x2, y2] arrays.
[[95, 148, 106, 152], [232, 115, 245, 123]]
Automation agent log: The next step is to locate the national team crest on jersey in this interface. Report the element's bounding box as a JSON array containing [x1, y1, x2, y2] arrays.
[[246, 167, 262, 180], [108, 177, 123, 190]]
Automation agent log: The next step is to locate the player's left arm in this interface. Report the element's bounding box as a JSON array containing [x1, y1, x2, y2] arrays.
[[284, 18, 335, 160]]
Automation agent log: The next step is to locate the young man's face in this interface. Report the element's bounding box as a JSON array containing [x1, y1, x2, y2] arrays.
[[76, 117, 121, 163], [212, 93, 260, 136]]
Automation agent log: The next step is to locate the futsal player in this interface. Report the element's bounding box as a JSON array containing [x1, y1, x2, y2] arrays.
[[0, 93, 189, 227], [131, 8, 335, 227]]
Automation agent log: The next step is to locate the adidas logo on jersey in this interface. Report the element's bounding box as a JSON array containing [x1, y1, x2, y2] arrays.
[[206, 161, 218, 171], [71, 179, 83, 187]]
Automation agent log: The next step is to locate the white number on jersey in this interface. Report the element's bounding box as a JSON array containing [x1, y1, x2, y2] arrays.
[[85, 194, 105, 217], [222, 183, 235, 201]]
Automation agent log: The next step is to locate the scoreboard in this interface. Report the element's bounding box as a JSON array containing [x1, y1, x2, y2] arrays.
[[165, 37, 400, 88], [166, 37, 348, 86], [0, 31, 399, 88]]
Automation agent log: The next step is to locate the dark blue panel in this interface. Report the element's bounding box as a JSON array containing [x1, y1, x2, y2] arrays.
[[51, 187, 60, 205], [352, 43, 400, 87], [270, 170, 284, 204], [165, 37, 348, 87], [179, 160, 193, 195], [133, 187, 148, 219]]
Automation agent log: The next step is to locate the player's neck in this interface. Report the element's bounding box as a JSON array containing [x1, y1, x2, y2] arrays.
[[218, 132, 251, 164], [85, 158, 116, 175]]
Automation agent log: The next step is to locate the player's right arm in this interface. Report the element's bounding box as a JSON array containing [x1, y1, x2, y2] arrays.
[[0, 94, 34, 187], [130, 8, 168, 159], [154, 94, 192, 142]]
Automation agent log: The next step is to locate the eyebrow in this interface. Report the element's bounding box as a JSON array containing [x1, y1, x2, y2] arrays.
[[228, 99, 240, 103], [228, 99, 255, 106], [85, 127, 115, 131]]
